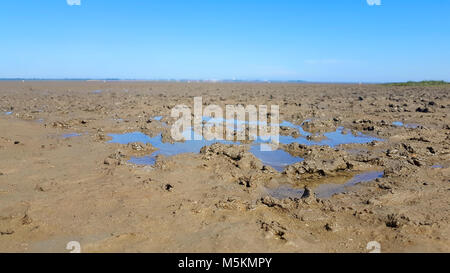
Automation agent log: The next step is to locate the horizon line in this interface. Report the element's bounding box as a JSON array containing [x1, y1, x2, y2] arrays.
[[0, 78, 422, 84], [0, 78, 448, 84]]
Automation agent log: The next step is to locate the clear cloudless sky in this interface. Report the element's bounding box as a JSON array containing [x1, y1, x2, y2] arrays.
[[0, 0, 449, 82]]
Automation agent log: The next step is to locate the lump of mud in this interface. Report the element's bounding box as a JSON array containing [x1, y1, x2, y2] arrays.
[[200, 143, 278, 190], [205, 144, 266, 169], [126, 142, 156, 155], [283, 145, 352, 179], [104, 150, 126, 165], [201, 143, 265, 171], [279, 126, 301, 138], [302, 119, 338, 134], [52, 121, 71, 129], [282, 143, 311, 157], [385, 213, 410, 228], [201, 143, 247, 161]]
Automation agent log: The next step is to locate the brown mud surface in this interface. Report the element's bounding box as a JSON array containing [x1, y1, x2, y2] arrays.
[[0, 81, 449, 252]]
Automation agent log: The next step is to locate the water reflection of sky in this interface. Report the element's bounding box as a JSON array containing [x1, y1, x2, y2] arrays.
[[392, 121, 420, 129], [62, 133, 82, 139], [267, 171, 384, 199], [108, 117, 382, 171]]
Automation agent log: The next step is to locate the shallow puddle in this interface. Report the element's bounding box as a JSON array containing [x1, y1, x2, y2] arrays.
[[267, 171, 384, 199], [277, 123, 381, 147], [129, 155, 156, 166], [107, 116, 382, 171], [266, 184, 306, 200], [281, 127, 380, 147], [392, 121, 420, 129], [202, 118, 381, 146], [4, 111, 13, 115], [314, 171, 384, 198], [62, 133, 82, 139], [108, 131, 237, 163], [108, 130, 303, 171], [249, 145, 303, 172]]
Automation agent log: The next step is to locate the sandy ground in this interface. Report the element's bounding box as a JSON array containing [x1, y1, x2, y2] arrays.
[[0, 81, 449, 253]]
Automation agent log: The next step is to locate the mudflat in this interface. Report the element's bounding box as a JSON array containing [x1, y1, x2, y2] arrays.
[[0, 81, 448, 252]]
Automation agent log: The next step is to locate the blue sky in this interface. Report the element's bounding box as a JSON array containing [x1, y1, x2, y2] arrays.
[[0, 0, 449, 82]]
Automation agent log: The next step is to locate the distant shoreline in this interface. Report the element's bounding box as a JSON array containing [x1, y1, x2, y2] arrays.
[[0, 79, 448, 85]]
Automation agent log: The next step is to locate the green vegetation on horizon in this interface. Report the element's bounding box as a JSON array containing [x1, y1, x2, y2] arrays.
[[383, 80, 449, 86]]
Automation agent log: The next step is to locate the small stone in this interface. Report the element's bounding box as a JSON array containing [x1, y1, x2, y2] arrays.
[[104, 158, 118, 165], [164, 184, 173, 191], [412, 158, 422, 167], [22, 214, 33, 225], [386, 214, 400, 228], [416, 107, 432, 113], [366, 198, 382, 206], [0, 229, 14, 236], [35, 184, 45, 192], [301, 187, 311, 199]]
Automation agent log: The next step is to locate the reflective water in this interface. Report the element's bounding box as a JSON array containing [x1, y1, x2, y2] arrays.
[[405, 123, 420, 129], [202, 118, 381, 147], [392, 121, 420, 129], [107, 117, 382, 171], [129, 155, 156, 166], [267, 171, 384, 199], [313, 171, 384, 198], [108, 131, 237, 164], [107, 130, 303, 171], [249, 145, 303, 172], [266, 184, 305, 199], [62, 133, 82, 139], [278, 126, 380, 147], [4, 111, 13, 115]]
